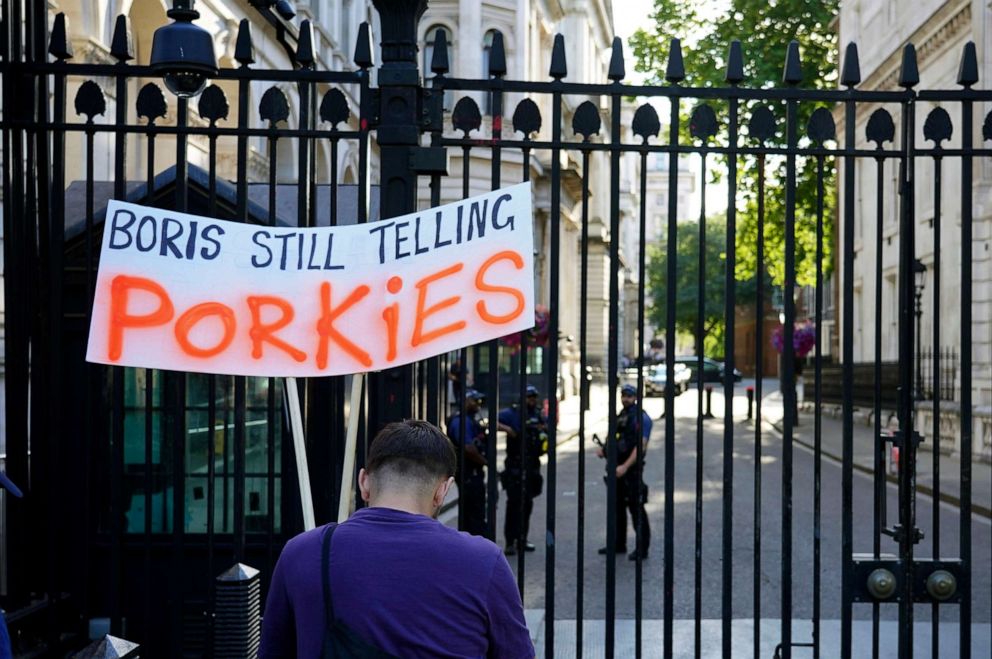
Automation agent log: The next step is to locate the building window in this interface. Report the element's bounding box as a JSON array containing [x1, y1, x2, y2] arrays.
[[122, 369, 284, 535], [423, 24, 453, 110], [482, 29, 503, 114], [341, 0, 353, 55]]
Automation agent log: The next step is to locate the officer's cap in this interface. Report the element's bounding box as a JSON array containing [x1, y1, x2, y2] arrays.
[[620, 384, 638, 397], [525, 385, 539, 397], [465, 388, 485, 401]]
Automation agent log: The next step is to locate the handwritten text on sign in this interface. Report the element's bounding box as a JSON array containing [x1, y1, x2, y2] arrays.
[[86, 183, 535, 377]]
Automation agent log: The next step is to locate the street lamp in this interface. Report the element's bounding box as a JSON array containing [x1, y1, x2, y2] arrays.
[[913, 258, 927, 400], [150, 0, 218, 98]]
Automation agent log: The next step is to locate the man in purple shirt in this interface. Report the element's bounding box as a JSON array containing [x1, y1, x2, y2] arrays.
[[259, 420, 534, 658]]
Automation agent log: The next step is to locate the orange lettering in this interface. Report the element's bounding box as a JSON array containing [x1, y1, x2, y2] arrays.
[[382, 303, 399, 362], [174, 302, 236, 358], [412, 263, 467, 347], [475, 250, 525, 324], [108, 275, 175, 361], [247, 296, 307, 362], [316, 282, 372, 369]]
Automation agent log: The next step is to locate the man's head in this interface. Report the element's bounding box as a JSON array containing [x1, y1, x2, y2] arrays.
[[358, 420, 456, 517], [464, 388, 485, 413], [526, 384, 539, 409], [620, 383, 637, 408]]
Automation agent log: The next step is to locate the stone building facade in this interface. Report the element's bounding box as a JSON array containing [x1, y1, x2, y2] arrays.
[[837, 0, 992, 458]]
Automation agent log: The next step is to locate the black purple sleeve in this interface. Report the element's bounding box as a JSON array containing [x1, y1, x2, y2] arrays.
[[485, 552, 535, 658]]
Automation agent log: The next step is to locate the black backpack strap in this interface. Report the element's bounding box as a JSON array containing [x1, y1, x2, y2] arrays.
[[319, 521, 403, 659], [321, 523, 338, 629]]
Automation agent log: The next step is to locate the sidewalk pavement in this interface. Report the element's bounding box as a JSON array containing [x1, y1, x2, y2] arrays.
[[763, 390, 992, 518], [554, 382, 612, 446]]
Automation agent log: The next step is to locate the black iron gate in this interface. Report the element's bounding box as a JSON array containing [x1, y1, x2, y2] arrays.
[[1, 0, 989, 657]]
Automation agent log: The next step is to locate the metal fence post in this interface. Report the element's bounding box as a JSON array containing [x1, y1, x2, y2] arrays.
[[367, 0, 428, 430]]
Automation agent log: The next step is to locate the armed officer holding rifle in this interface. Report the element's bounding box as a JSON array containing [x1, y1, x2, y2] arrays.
[[597, 383, 651, 561], [497, 385, 548, 556]]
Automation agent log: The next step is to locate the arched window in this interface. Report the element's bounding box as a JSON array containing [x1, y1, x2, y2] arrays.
[[482, 29, 503, 114], [423, 24, 453, 110]]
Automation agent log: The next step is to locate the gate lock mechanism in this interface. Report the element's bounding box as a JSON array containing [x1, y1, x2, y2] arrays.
[[852, 555, 962, 603]]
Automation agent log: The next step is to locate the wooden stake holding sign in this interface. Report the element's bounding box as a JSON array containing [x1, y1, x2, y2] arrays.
[[284, 372, 360, 529], [337, 374, 365, 523], [284, 377, 316, 530], [85, 184, 535, 526]]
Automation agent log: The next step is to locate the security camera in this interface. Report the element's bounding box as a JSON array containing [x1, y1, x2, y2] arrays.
[[275, 0, 295, 19]]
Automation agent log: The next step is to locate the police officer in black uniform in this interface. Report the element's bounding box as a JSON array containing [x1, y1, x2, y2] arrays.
[[497, 385, 548, 555], [446, 388, 490, 537], [598, 383, 651, 560]]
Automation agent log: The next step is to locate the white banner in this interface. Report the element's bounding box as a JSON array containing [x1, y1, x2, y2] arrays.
[[86, 183, 535, 377]]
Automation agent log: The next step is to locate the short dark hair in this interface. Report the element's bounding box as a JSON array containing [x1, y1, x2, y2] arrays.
[[366, 420, 456, 488]]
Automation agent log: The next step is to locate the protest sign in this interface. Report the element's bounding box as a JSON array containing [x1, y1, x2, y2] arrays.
[[86, 183, 535, 377]]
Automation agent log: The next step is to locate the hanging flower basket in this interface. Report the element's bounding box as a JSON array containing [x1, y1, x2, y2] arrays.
[[500, 305, 550, 354], [771, 321, 816, 359]]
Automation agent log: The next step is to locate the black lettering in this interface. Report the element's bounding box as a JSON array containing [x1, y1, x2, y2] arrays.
[[136, 216, 157, 252], [467, 200, 487, 240], [109, 209, 136, 249], [274, 233, 295, 271], [307, 233, 321, 270], [456, 206, 463, 244], [160, 218, 184, 258], [413, 216, 429, 254], [201, 224, 224, 260], [297, 234, 305, 270], [433, 210, 451, 248], [394, 221, 410, 259], [323, 233, 345, 270], [491, 193, 514, 230], [251, 230, 273, 267], [368, 222, 393, 264], [185, 220, 198, 259]]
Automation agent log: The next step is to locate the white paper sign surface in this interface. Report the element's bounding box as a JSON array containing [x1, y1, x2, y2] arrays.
[[86, 183, 534, 377]]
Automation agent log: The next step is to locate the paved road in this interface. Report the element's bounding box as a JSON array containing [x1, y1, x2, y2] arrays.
[[451, 384, 992, 630]]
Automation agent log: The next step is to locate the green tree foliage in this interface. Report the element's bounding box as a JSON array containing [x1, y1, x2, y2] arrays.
[[648, 216, 729, 357], [629, 0, 839, 288]]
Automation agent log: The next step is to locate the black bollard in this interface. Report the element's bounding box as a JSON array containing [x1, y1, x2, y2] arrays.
[[746, 385, 754, 420], [704, 385, 715, 419]]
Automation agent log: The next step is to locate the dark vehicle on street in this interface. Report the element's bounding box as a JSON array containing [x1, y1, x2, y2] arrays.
[[673, 356, 743, 383], [621, 362, 691, 397]]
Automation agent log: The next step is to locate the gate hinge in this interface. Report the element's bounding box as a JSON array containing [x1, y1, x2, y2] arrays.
[[409, 146, 448, 176], [362, 88, 381, 128], [420, 88, 445, 132]]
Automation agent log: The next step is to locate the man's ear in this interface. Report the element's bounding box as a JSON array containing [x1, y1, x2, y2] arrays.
[[434, 476, 454, 508], [358, 468, 372, 503]]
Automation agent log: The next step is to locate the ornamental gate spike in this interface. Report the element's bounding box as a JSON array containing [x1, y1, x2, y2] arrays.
[[725, 40, 744, 84], [234, 18, 255, 66], [608, 36, 625, 82], [665, 38, 685, 83], [430, 28, 449, 75], [549, 34, 567, 79], [841, 42, 861, 87]]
